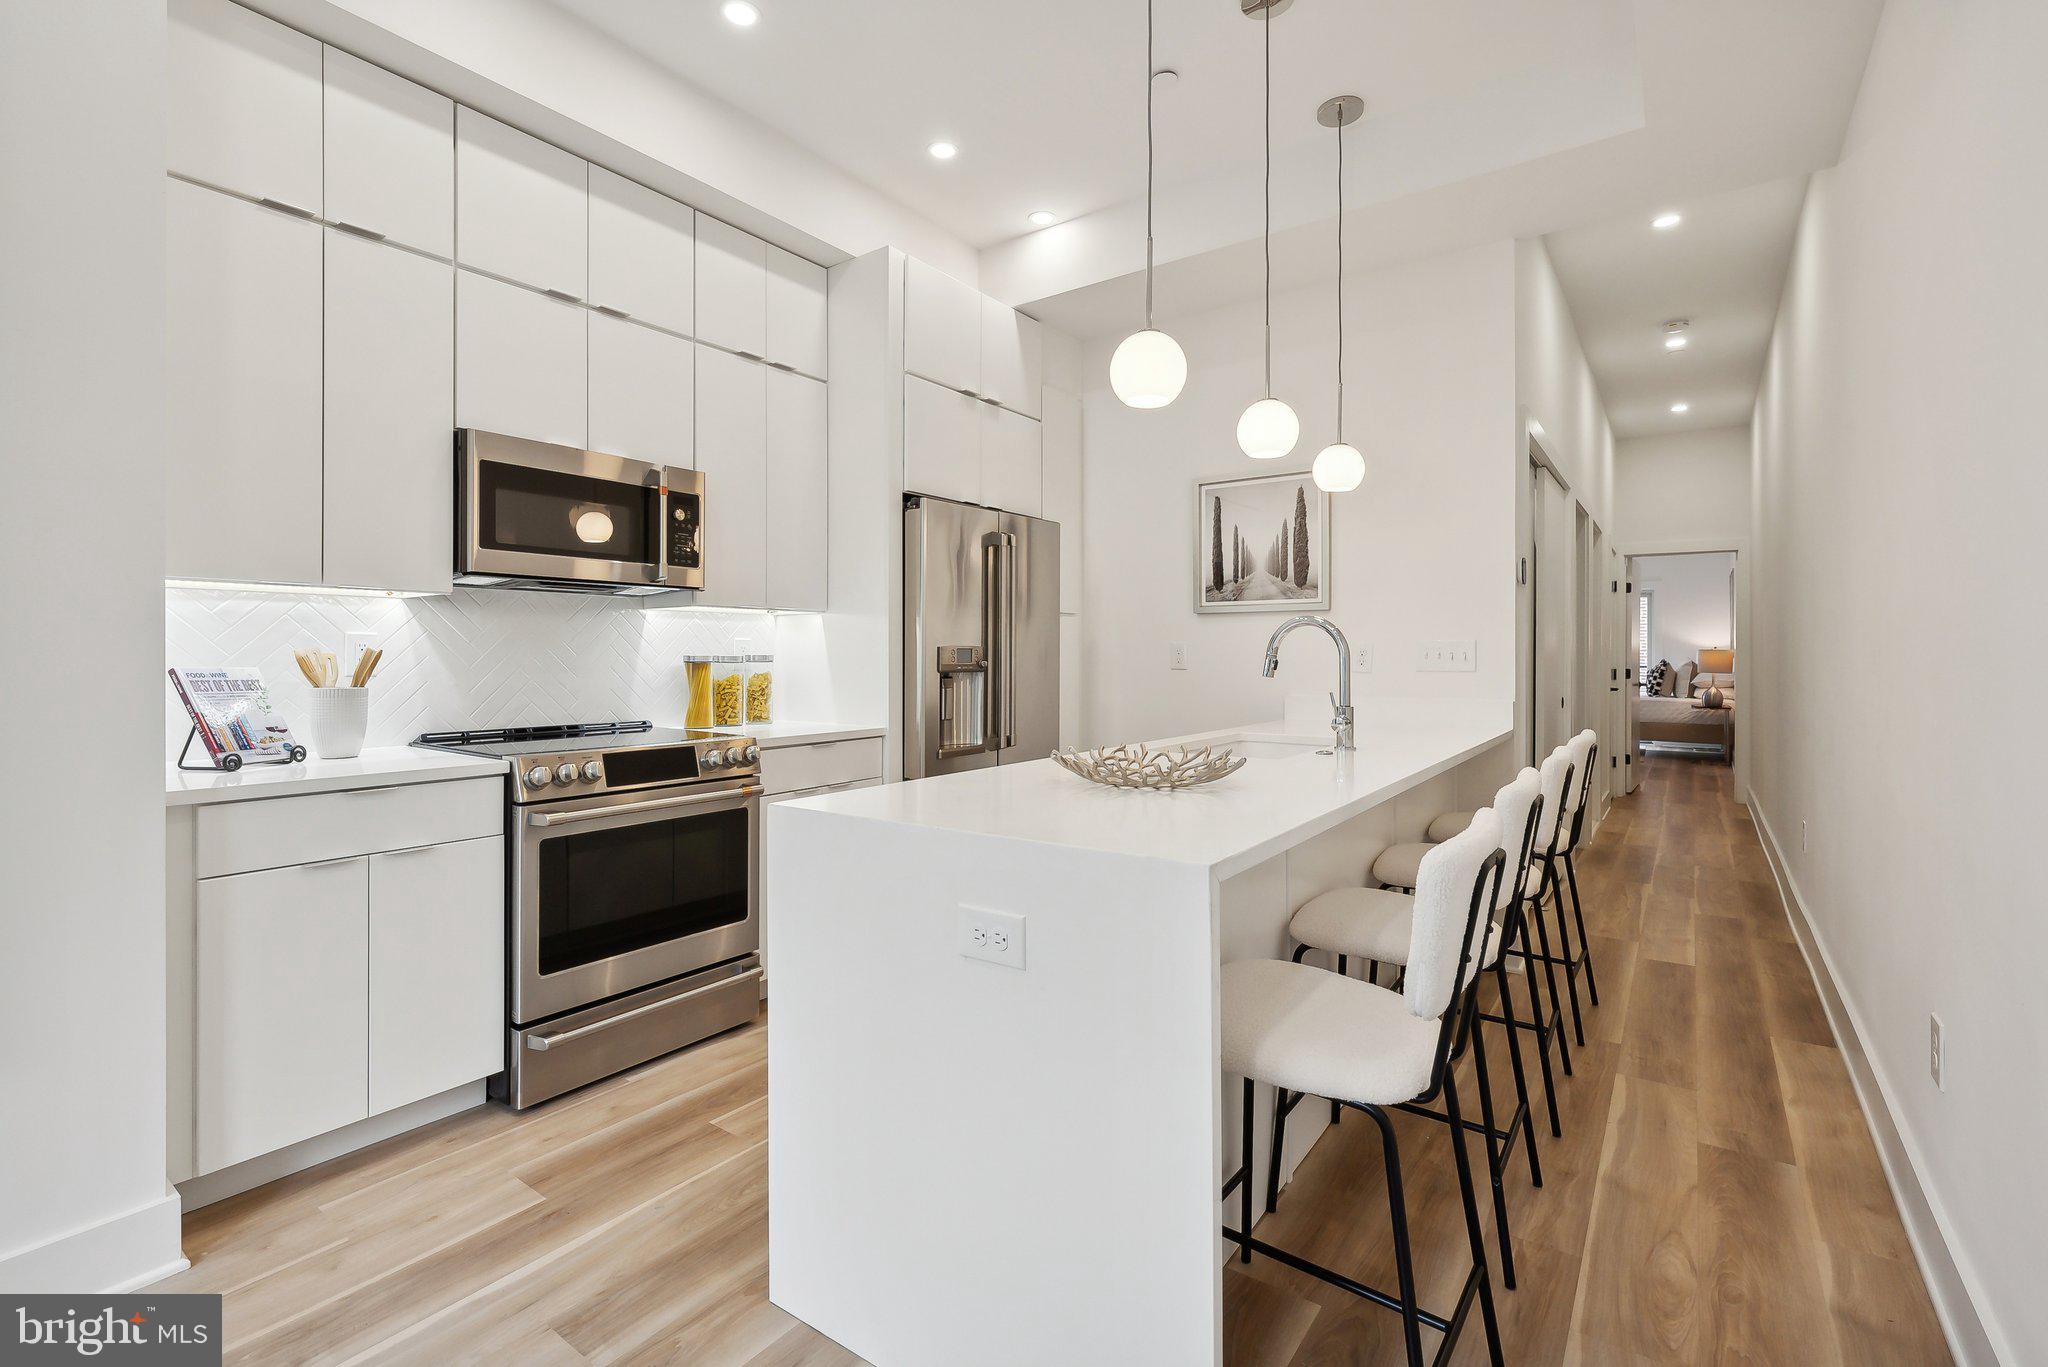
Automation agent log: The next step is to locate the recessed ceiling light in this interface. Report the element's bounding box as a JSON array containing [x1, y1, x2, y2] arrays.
[[1670, 401, 1691, 414], [720, 1, 760, 28], [1652, 211, 1683, 230], [927, 141, 958, 161], [1665, 334, 1688, 350], [1028, 211, 1058, 227]]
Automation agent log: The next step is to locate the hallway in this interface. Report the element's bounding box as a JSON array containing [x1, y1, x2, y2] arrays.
[[1222, 754, 1951, 1364]]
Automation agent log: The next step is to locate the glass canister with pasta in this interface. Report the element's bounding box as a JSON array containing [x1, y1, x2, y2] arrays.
[[743, 651, 775, 724], [684, 655, 717, 730], [710, 656, 747, 729]]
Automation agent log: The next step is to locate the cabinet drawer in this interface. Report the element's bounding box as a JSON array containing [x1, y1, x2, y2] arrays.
[[759, 738, 884, 796], [197, 777, 502, 878]]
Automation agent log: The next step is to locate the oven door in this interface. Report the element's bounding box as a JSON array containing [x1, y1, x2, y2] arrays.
[[459, 429, 667, 587], [512, 781, 759, 1024]]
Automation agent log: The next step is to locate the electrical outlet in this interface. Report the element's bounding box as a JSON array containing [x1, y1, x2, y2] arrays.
[[342, 631, 380, 675], [1929, 1014, 1944, 1090], [959, 906, 1027, 969], [1169, 642, 1189, 671], [1418, 640, 1477, 672], [1355, 646, 1373, 672]]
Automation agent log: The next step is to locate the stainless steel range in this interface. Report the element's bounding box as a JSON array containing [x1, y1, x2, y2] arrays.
[[415, 721, 761, 1108]]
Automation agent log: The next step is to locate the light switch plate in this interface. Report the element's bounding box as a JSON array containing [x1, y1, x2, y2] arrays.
[[959, 905, 1026, 969], [1169, 642, 1189, 671], [1419, 640, 1477, 672]]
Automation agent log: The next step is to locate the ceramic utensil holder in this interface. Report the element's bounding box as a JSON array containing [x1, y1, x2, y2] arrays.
[[306, 687, 369, 759]]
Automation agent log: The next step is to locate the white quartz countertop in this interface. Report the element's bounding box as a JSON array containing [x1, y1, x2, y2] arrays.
[[785, 699, 1511, 880], [732, 722, 887, 749], [165, 746, 508, 807]]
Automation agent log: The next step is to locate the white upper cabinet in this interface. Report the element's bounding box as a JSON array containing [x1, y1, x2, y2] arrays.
[[324, 230, 454, 595], [978, 298, 1043, 420], [903, 258, 980, 395], [765, 244, 829, 380], [694, 346, 769, 608], [166, 180, 323, 586], [323, 47, 453, 257], [903, 374, 982, 506], [588, 166, 694, 336], [695, 216, 768, 359], [589, 312, 694, 469], [766, 369, 829, 611], [1040, 386, 1083, 613], [979, 404, 1042, 519], [455, 107, 588, 300], [456, 271, 588, 449], [168, 0, 322, 214]]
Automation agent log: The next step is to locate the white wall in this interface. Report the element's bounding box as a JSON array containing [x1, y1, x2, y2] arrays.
[[0, 1, 183, 1292], [1077, 241, 1518, 748], [1633, 551, 1733, 671], [1613, 426, 1751, 547], [1750, 0, 2045, 1359]]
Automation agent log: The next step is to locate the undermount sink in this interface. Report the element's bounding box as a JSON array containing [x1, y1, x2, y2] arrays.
[[1211, 734, 1331, 760]]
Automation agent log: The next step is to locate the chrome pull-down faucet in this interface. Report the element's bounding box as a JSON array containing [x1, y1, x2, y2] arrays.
[[1261, 615, 1355, 751]]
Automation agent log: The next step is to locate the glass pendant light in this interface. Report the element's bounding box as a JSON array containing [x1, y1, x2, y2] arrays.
[[1238, 1, 1297, 459], [1110, 0, 1186, 408], [1312, 94, 1366, 493]]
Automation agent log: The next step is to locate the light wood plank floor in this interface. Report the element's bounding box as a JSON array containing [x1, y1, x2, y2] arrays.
[[156, 754, 1948, 1365]]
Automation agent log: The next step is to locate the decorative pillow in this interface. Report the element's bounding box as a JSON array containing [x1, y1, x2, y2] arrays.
[[1645, 660, 1671, 695], [1677, 661, 1699, 696]]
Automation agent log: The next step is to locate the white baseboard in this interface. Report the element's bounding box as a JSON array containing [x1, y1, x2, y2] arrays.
[[177, 1080, 487, 1213], [1750, 800, 2007, 1367], [0, 1191, 185, 1294]]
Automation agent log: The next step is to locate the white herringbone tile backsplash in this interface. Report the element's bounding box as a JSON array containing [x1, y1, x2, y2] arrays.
[[166, 588, 775, 758]]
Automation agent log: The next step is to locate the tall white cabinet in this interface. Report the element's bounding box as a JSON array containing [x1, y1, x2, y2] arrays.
[[899, 259, 1047, 520]]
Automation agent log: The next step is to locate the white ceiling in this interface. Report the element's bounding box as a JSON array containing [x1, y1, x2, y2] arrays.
[[549, 0, 1640, 252], [1545, 175, 1808, 440]]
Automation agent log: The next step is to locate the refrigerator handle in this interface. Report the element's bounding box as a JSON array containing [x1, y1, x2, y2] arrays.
[[982, 531, 1005, 753], [1000, 531, 1018, 748]]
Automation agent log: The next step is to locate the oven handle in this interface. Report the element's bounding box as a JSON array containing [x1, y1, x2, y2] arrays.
[[525, 966, 763, 1050], [524, 784, 762, 827]]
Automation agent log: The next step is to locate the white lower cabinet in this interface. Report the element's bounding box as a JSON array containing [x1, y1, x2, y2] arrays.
[[369, 838, 505, 1114], [196, 857, 371, 1173], [761, 753, 884, 988]]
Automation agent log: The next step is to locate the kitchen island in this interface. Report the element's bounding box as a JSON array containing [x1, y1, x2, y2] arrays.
[[764, 699, 1513, 1367]]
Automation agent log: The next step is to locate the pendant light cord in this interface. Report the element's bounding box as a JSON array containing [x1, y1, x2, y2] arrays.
[[1144, 0, 1155, 330], [1262, 2, 1273, 398], [1335, 112, 1345, 440]]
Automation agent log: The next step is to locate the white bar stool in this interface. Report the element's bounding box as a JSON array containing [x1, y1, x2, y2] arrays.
[[1280, 769, 1549, 1291], [1531, 729, 1602, 1045], [1221, 813, 1508, 1367]]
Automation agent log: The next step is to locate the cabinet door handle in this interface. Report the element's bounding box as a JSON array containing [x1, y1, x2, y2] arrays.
[[736, 348, 765, 362], [332, 220, 387, 241], [768, 359, 797, 372], [297, 856, 360, 872], [543, 287, 584, 304], [980, 394, 1003, 407], [257, 196, 318, 220], [593, 303, 632, 319]]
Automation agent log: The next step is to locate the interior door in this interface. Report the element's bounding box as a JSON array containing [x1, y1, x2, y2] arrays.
[[1531, 464, 1575, 762], [1624, 558, 1644, 793]]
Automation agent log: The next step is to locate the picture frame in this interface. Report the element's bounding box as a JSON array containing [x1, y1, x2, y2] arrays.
[[1194, 470, 1330, 614]]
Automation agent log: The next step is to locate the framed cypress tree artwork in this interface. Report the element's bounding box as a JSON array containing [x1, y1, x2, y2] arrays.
[[1193, 470, 1329, 614]]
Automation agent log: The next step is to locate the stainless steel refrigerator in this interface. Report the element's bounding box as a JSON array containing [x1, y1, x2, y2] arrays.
[[903, 496, 1061, 779]]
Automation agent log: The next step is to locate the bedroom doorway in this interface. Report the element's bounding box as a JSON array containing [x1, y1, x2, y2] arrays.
[[1626, 549, 1738, 768]]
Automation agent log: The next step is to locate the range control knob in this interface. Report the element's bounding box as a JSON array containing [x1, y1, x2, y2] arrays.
[[724, 745, 745, 767], [703, 746, 725, 769], [581, 760, 603, 782], [525, 764, 552, 787], [741, 743, 760, 764], [554, 762, 578, 786]]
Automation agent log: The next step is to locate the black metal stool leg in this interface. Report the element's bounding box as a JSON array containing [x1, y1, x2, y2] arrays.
[[1524, 883, 1574, 1078], [1545, 859, 1588, 1047], [1443, 1070, 1507, 1367], [1467, 1004, 1517, 1291], [1331, 956, 1349, 1127], [1364, 1104, 1427, 1367], [1265, 1087, 1290, 1214], [1239, 1077, 1254, 1264], [1494, 957, 1544, 1186], [1565, 849, 1600, 1005]]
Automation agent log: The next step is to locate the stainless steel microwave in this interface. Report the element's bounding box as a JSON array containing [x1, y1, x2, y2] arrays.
[[455, 430, 702, 595]]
